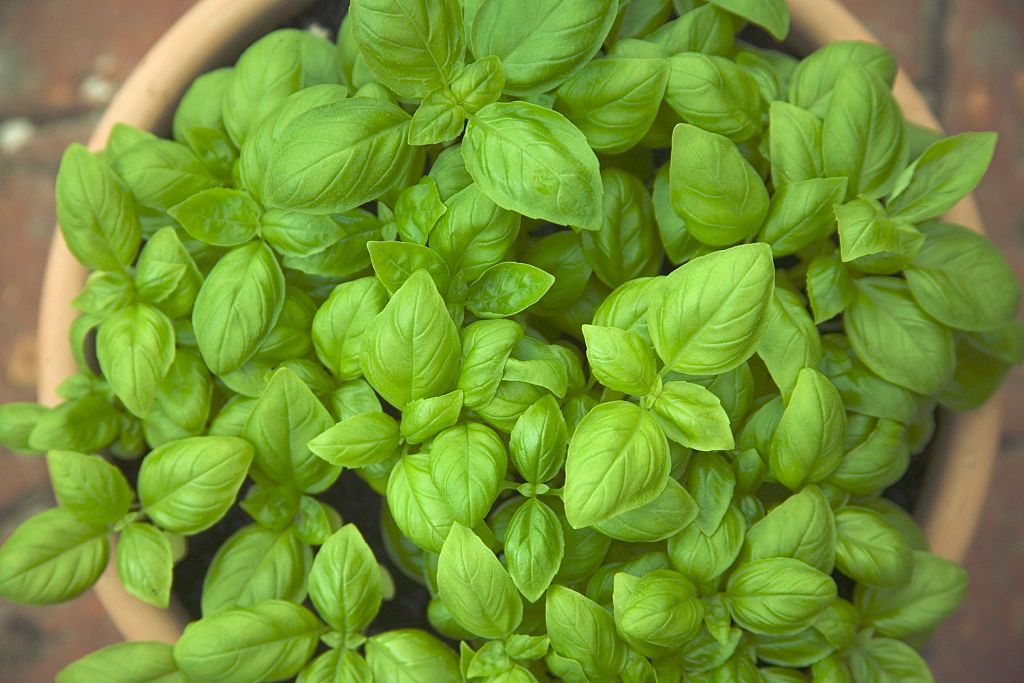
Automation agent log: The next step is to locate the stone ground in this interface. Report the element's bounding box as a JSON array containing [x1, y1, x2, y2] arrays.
[[0, 0, 1021, 680]]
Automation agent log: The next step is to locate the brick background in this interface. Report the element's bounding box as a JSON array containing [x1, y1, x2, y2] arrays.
[[0, 0, 1021, 680]]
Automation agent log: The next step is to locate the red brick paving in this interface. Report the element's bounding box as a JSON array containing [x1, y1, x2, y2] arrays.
[[0, 0, 1021, 680]]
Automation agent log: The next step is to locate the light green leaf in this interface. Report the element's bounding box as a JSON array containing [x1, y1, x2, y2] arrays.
[[648, 243, 774, 374], [469, 0, 618, 95], [0, 507, 109, 605], [193, 241, 286, 375], [360, 270, 461, 409], [463, 102, 603, 231], [563, 401, 670, 529], [429, 422, 507, 527], [116, 522, 173, 608], [98, 303, 176, 418], [670, 124, 769, 246], [137, 436, 253, 535], [350, 0, 464, 98], [174, 600, 324, 683], [438, 523, 523, 638]]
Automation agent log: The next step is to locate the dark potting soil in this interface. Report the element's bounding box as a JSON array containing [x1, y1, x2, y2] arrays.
[[111, 0, 934, 634]]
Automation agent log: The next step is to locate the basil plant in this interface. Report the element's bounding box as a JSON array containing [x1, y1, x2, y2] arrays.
[[1, 0, 1020, 681]]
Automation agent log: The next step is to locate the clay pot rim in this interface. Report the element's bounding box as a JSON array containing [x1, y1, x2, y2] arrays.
[[34, 0, 1000, 645]]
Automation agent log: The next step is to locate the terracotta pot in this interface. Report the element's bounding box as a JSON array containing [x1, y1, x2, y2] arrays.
[[35, 0, 1000, 645]]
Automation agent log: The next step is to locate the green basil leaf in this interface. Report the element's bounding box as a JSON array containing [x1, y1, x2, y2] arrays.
[[237, 83, 349, 198], [758, 177, 848, 256], [505, 498, 565, 602], [114, 137, 220, 212], [457, 319, 523, 409], [523, 231, 593, 316], [726, 557, 836, 635], [650, 381, 732, 451], [309, 524, 382, 635], [27, 395, 120, 453], [261, 209, 346, 256], [392, 178, 448, 245], [834, 506, 913, 588], [670, 124, 769, 246], [845, 277, 955, 394], [308, 412, 400, 469], [819, 334, 920, 424], [788, 41, 897, 117], [665, 53, 763, 142], [669, 503, 746, 587], [593, 478, 698, 543], [469, 0, 617, 95], [854, 550, 967, 638], [546, 585, 627, 679], [830, 418, 909, 495], [768, 101, 824, 188], [0, 402, 48, 454], [134, 227, 203, 320], [756, 287, 823, 398], [463, 101, 604, 231], [582, 324, 658, 395], [806, 251, 855, 324], [350, 0, 463, 98], [193, 241, 285, 375], [429, 422, 507, 527], [202, 525, 311, 614], [173, 67, 231, 140], [466, 262, 555, 319], [224, 29, 338, 146], [0, 507, 109, 604], [115, 522, 173, 608], [837, 197, 924, 271], [652, 164, 712, 265], [743, 485, 835, 573], [769, 368, 846, 490], [365, 629, 460, 681], [312, 277, 387, 381], [400, 390, 464, 445], [174, 600, 324, 683], [822, 65, 908, 199], [564, 401, 670, 529], [554, 57, 669, 155], [367, 240, 451, 295], [168, 187, 261, 247], [846, 637, 933, 683], [646, 4, 735, 56], [509, 395, 568, 484], [648, 243, 774, 374], [437, 522, 523, 638], [57, 641, 187, 683], [904, 221, 1020, 331], [615, 569, 704, 653], [329, 380, 383, 422], [55, 144, 141, 272], [47, 450, 132, 525], [888, 132, 997, 222], [449, 56, 505, 115], [361, 270, 461, 409], [581, 168, 662, 288], [279, 209, 380, 279], [265, 98, 414, 214], [386, 452, 455, 552], [137, 436, 253, 535], [709, 0, 788, 39], [430, 184, 521, 282], [297, 649, 370, 683], [244, 367, 339, 492], [408, 88, 466, 146], [73, 270, 135, 318], [97, 303, 176, 418]]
